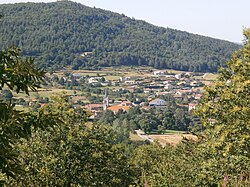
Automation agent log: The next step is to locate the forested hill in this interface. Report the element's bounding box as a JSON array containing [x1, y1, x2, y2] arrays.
[[0, 1, 240, 72]]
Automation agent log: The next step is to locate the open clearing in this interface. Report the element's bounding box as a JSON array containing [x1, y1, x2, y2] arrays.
[[149, 134, 197, 146], [131, 130, 197, 146], [13, 88, 84, 100]]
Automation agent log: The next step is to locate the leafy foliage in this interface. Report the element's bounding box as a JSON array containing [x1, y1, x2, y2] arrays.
[[0, 40, 134, 186], [0, 1, 240, 72], [128, 138, 212, 187], [194, 28, 250, 185], [7, 97, 135, 187], [0, 48, 45, 94], [0, 47, 59, 183]]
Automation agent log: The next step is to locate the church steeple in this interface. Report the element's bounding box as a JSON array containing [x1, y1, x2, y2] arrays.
[[103, 88, 109, 110]]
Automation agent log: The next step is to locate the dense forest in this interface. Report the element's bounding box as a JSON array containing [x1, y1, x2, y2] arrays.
[[0, 1, 240, 72]]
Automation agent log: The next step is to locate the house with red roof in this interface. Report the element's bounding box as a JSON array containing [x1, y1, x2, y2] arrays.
[[107, 105, 130, 114]]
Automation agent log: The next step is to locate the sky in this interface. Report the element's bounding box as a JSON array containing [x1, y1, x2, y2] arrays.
[[1, 0, 249, 43]]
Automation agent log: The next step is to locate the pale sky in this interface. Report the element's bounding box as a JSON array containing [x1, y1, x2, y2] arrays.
[[1, 0, 249, 43]]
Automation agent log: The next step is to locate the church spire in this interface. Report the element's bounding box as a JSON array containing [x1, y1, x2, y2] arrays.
[[103, 88, 109, 110]]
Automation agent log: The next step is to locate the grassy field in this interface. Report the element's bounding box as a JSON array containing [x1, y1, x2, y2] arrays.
[[149, 129, 187, 134], [194, 73, 218, 86], [130, 132, 145, 141], [54, 66, 160, 79], [203, 73, 218, 81], [104, 75, 121, 81], [131, 129, 197, 146], [12, 88, 86, 102], [149, 134, 197, 146]]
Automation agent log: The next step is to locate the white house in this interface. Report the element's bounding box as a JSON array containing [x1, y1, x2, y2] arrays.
[[175, 73, 183, 79], [188, 103, 198, 111], [164, 84, 174, 90], [125, 80, 136, 85], [149, 98, 166, 106], [88, 77, 103, 84], [81, 52, 93, 57], [153, 71, 166, 76], [165, 75, 175, 78]]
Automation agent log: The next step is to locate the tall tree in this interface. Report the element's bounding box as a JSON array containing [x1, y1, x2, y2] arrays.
[[194, 29, 250, 185], [0, 47, 58, 184]]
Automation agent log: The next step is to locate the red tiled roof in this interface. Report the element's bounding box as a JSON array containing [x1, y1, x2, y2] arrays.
[[189, 103, 198, 106], [84, 104, 103, 108], [107, 105, 130, 112]]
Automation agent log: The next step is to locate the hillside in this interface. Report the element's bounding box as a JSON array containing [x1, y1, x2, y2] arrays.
[[0, 1, 240, 72]]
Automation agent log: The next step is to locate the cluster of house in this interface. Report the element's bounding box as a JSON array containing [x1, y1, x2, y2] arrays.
[[84, 97, 173, 119], [83, 70, 206, 118], [13, 68, 210, 121]]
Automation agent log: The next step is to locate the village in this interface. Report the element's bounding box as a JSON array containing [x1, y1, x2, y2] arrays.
[[2, 66, 216, 144], [64, 70, 211, 118], [6, 66, 217, 118], [82, 69, 206, 118]]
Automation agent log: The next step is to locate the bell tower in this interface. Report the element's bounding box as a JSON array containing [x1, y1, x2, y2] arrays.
[[103, 89, 109, 110]]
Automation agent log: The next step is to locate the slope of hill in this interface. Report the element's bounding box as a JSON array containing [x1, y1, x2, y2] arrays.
[[0, 1, 240, 72]]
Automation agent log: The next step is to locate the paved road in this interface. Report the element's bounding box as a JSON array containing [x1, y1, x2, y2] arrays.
[[135, 130, 154, 142]]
